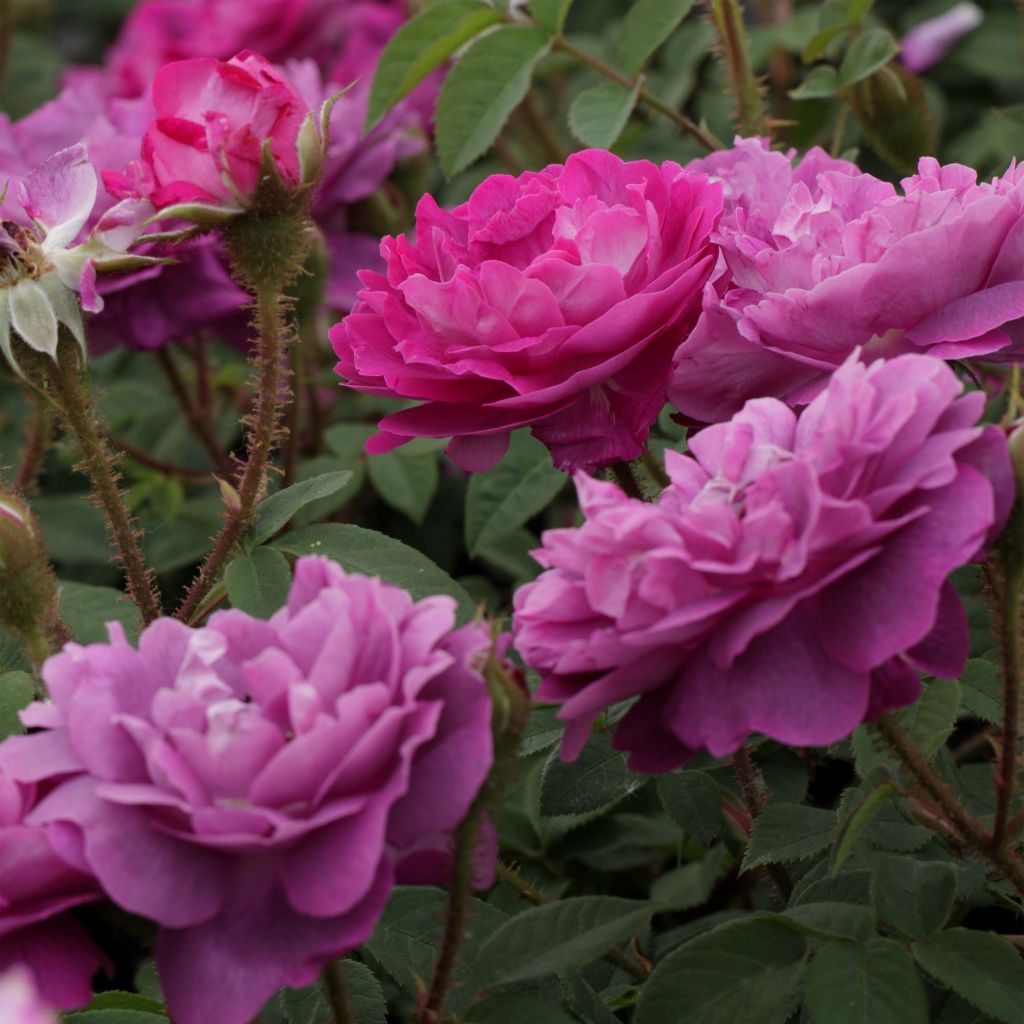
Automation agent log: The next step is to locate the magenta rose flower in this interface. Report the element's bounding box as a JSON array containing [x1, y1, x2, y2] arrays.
[[514, 353, 1012, 773], [0, 968, 58, 1024], [331, 149, 722, 472], [669, 139, 1024, 423], [2, 557, 496, 1024], [0, 769, 104, 1010], [104, 50, 310, 210]]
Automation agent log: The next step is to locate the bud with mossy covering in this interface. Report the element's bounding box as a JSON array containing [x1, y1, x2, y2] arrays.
[[0, 492, 60, 671]]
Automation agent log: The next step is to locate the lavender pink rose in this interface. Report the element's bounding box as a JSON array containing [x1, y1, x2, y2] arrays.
[[669, 138, 1024, 423], [0, 557, 496, 1024], [331, 149, 722, 472], [514, 352, 1013, 772]]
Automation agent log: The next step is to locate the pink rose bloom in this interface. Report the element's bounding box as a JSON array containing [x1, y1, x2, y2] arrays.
[[331, 150, 722, 472], [0, 968, 58, 1024], [0, 769, 104, 1010], [514, 353, 1012, 772], [669, 139, 1024, 423], [2, 557, 495, 1024], [5, 77, 246, 351], [901, 2, 983, 73], [104, 51, 310, 210]]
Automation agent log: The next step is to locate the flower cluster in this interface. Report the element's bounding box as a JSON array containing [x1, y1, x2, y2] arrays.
[[331, 149, 722, 472], [0, 557, 497, 1023], [514, 353, 1012, 771], [669, 138, 1024, 422]]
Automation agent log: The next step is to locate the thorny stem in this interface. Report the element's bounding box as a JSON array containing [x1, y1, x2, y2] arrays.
[[156, 347, 234, 479], [552, 36, 723, 151], [420, 807, 482, 1023], [175, 288, 292, 624], [322, 959, 355, 1024], [733, 746, 793, 900], [496, 861, 650, 982], [707, 0, 769, 138], [14, 388, 51, 492], [876, 714, 1024, 896], [40, 343, 163, 624]]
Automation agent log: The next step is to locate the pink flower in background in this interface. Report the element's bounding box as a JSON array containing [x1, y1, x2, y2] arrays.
[[0, 770, 104, 1010], [104, 51, 310, 210], [3, 76, 247, 351], [901, 2, 983, 73], [669, 139, 1024, 423], [2, 557, 495, 1024], [0, 968, 58, 1024], [514, 353, 1012, 772], [332, 150, 722, 472]]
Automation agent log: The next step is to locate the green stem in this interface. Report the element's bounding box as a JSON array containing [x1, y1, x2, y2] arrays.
[[322, 960, 355, 1024], [875, 714, 1024, 896], [175, 288, 291, 624], [708, 0, 769, 137], [830, 100, 850, 158], [13, 387, 51, 493], [552, 36, 723, 151], [40, 343, 162, 624], [420, 807, 482, 1023], [733, 746, 792, 900]]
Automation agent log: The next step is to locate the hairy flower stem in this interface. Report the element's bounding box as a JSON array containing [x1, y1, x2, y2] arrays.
[[876, 714, 1024, 896], [707, 0, 769, 137], [552, 36, 724, 151], [156, 347, 234, 479], [322, 959, 355, 1024], [38, 343, 163, 624], [14, 388, 51, 493], [176, 288, 291, 624], [993, 506, 1024, 852], [733, 746, 792, 900], [496, 860, 650, 981], [420, 806, 482, 1024]]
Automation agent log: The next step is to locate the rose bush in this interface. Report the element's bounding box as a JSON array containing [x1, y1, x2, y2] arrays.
[[515, 352, 1012, 771], [669, 138, 1024, 422], [331, 148, 722, 472], [0, 557, 496, 1024]]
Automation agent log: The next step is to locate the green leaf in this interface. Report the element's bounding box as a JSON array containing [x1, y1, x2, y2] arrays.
[[528, 0, 574, 35], [742, 803, 835, 870], [871, 856, 956, 939], [367, 446, 439, 524], [466, 994, 577, 1024], [0, 671, 34, 741], [64, 1011, 167, 1023], [805, 938, 928, 1024], [958, 659, 1002, 724], [246, 471, 353, 549], [656, 770, 722, 845], [79, 994, 166, 1016], [278, 962, 385, 1024], [776, 903, 875, 942], [272, 524, 475, 621], [831, 781, 897, 873], [838, 27, 899, 89], [618, 0, 695, 75], [912, 929, 1024, 1024], [635, 918, 808, 1024], [365, 887, 507, 1014], [60, 581, 143, 644], [366, 0, 503, 129], [520, 704, 565, 757], [539, 732, 641, 818], [802, 24, 848, 64], [789, 64, 839, 99], [845, 0, 875, 26], [224, 547, 292, 619], [560, 972, 621, 1024], [568, 79, 641, 148], [651, 845, 731, 910], [435, 24, 551, 177], [474, 896, 657, 985], [465, 430, 565, 555]]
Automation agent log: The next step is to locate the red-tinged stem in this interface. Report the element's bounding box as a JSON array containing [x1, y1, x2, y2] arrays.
[[322, 959, 355, 1024]]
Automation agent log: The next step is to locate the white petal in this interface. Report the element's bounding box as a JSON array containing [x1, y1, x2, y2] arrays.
[[39, 271, 86, 353], [19, 145, 97, 253], [9, 278, 59, 357]]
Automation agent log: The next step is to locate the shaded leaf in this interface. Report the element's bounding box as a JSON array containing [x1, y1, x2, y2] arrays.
[[0, 671, 34, 741], [224, 547, 292, 619], [871, 856, 956, 939], [539, 732, 641, 819], [246, 472, 353, 548], [60, 581, 142, 644], [656, 770, 722, 845], [742, 803, 835, 870], [618, 0, 695, 75], [367, 447, 439, 524], [838, 27, 899, 88], [568, 80, 641, 148]]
